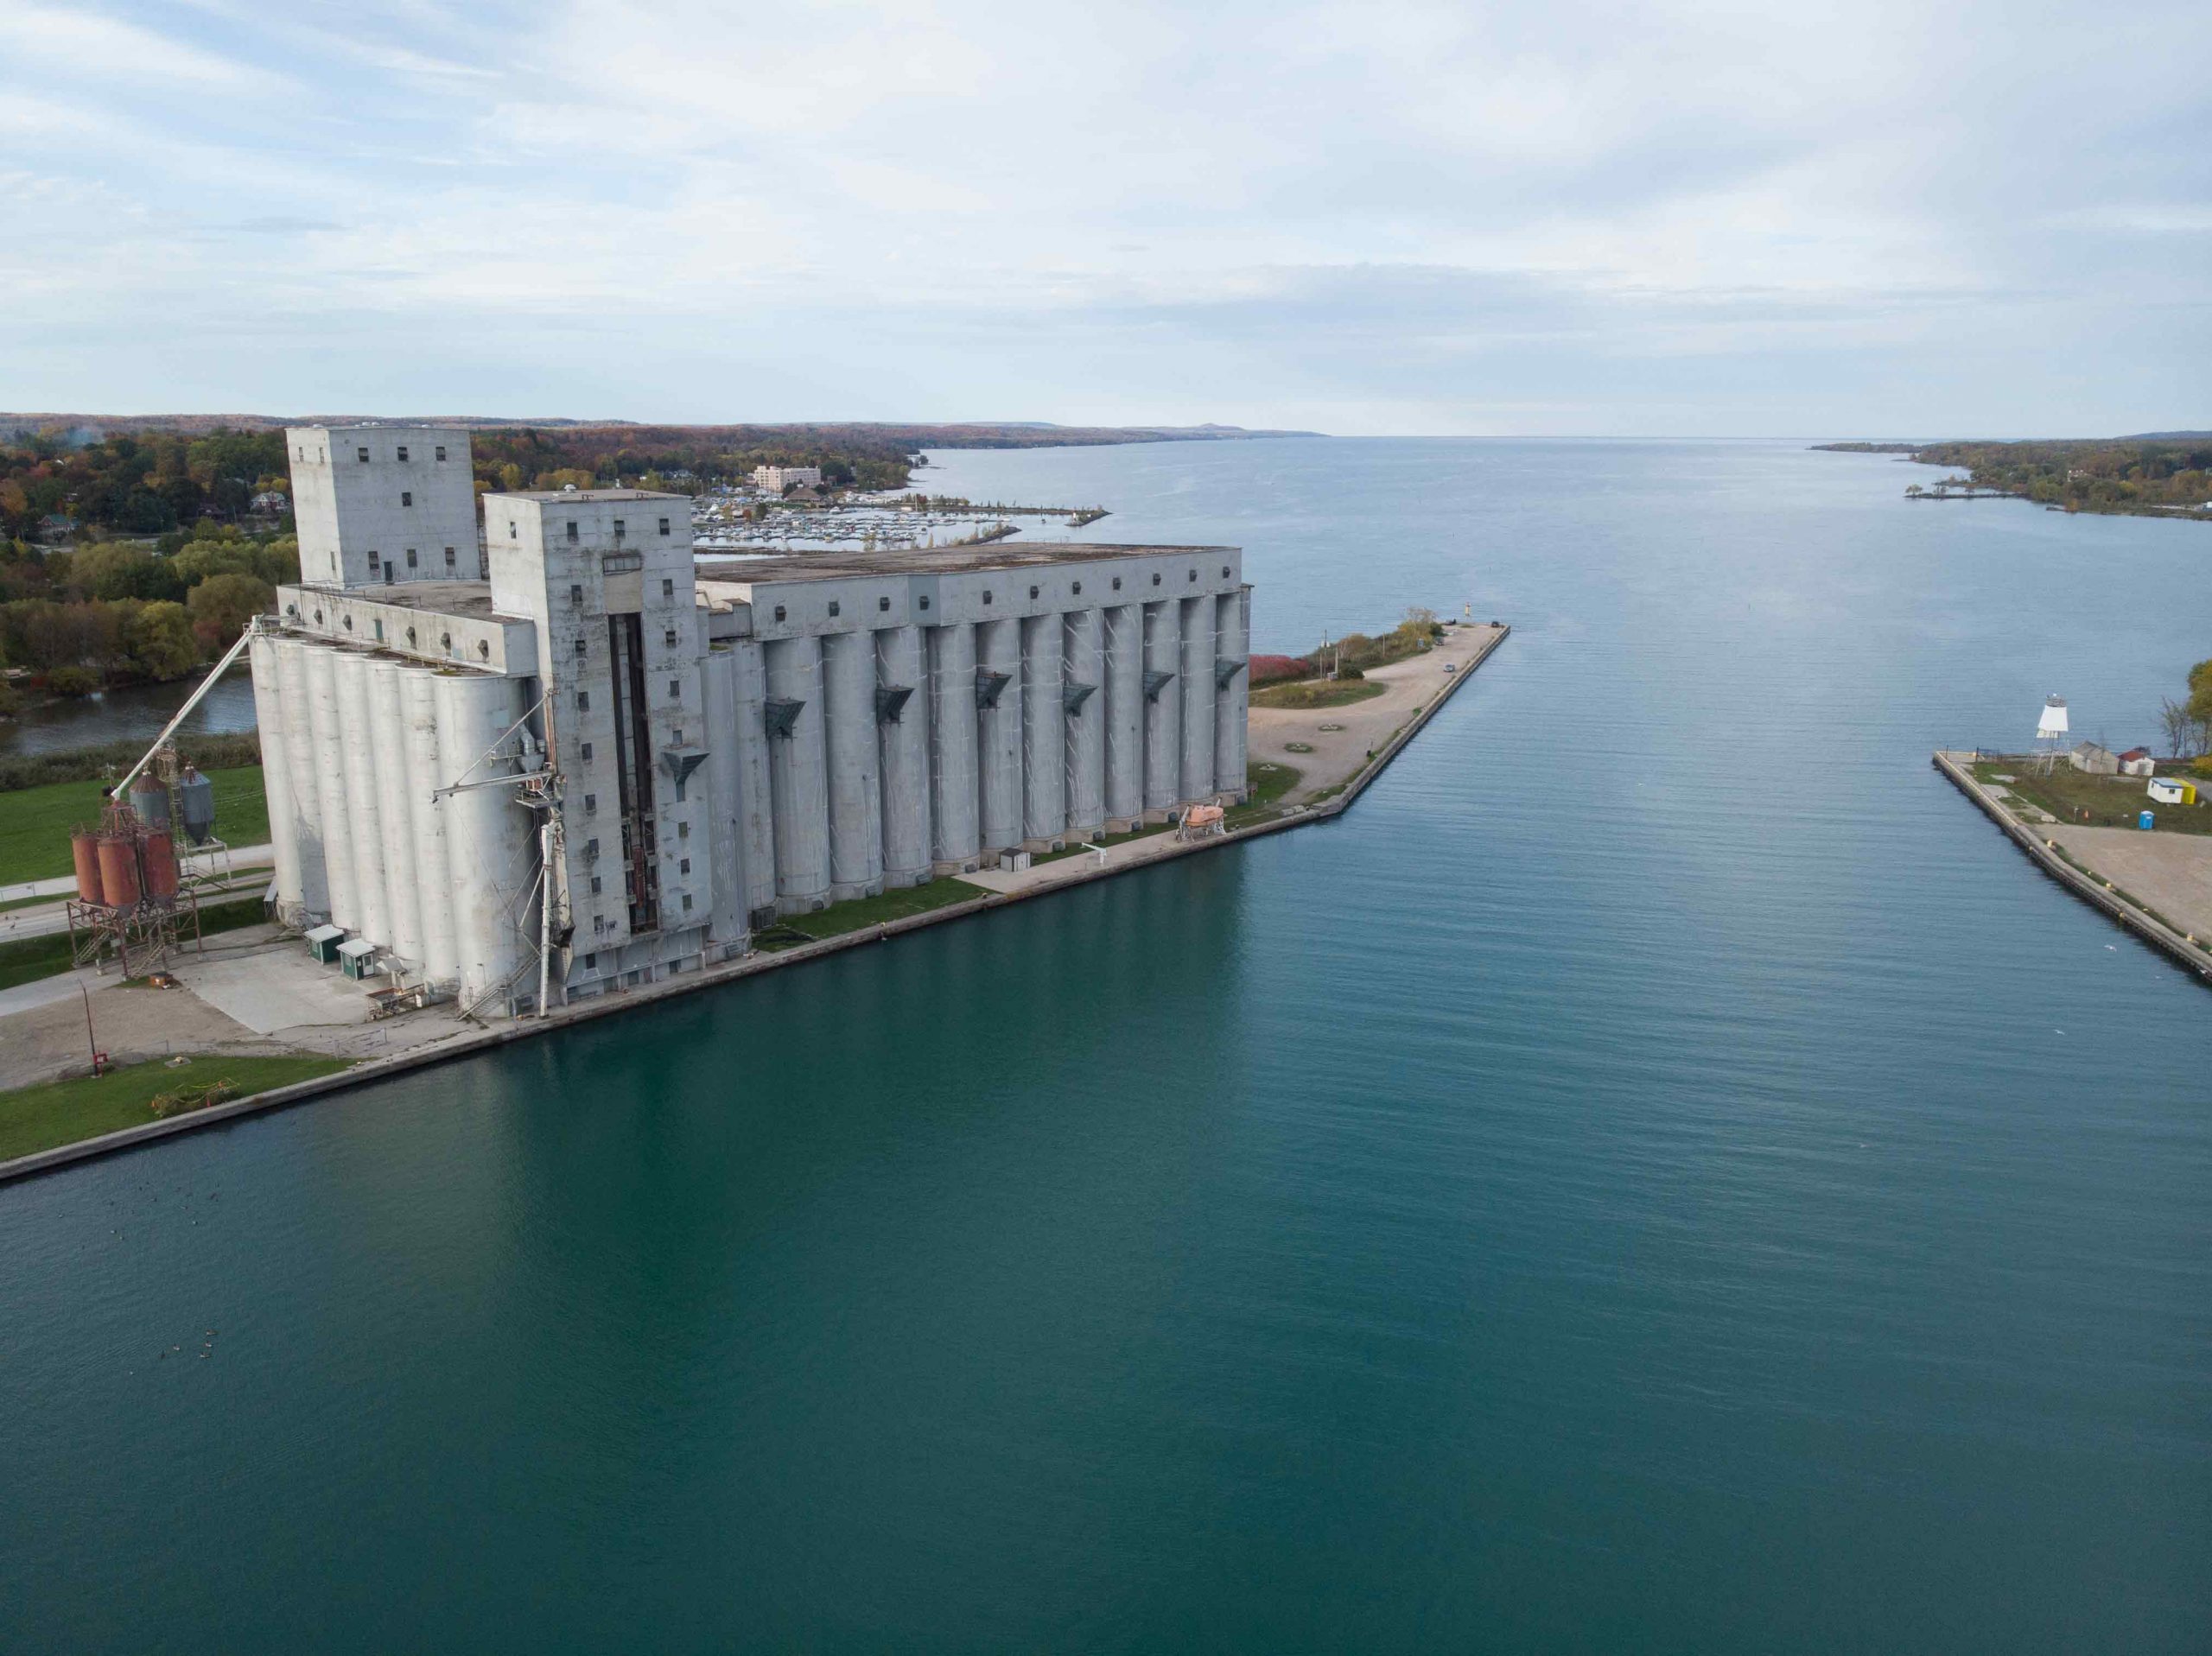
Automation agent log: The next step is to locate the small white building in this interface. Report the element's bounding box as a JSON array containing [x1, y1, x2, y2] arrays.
[[2118, 746, 2157, 777], [2148, 777, 2196, 806], [753, 465, 823, 493], [2069, 741, 2119, 775]]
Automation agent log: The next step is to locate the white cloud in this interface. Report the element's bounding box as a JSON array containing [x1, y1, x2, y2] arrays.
[[1, 0, 2206, 433]]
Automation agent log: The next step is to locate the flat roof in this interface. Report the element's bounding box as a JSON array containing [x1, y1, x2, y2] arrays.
[[493, 489, 686, 503], [693, 541, 1238, 584], [288, 580, 506, 619]]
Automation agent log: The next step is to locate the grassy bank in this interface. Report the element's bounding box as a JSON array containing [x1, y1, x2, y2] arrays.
[[1226, 760, 1301, 826], [0, 1052, 351, 1164], [0, 765, 270, 887], [758, 876, 990, 949], [0, 893, 273, 992], [1972, 759, 2212, 835], [1250, 679, 1388, 711]]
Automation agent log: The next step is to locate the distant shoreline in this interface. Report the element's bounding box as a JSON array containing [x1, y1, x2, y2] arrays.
[[1815, 437, 2212, 524]]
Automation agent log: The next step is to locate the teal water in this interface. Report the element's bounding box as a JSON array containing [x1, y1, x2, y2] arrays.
[[3, 440, 2208, 1651]]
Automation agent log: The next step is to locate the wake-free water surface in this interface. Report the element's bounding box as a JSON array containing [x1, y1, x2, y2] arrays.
[[2, 439, 2205, 1651]]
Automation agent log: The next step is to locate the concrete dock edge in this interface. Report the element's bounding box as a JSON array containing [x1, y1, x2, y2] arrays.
[[1, 625, 1510, 1186], [1932, 749, 2212, 987]]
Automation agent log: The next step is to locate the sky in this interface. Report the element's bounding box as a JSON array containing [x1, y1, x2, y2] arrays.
[[1, 0, 2207, 436]]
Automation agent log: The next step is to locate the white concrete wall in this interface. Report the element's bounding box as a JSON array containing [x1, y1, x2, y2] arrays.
[[876, 625, 931, 886], [272, 638, 331, 920], [822, 628, 883, 900], [1063, 607, 1105, 835], [765, 635, 830, 910], [1103, 603, 1143, 824], [400, 668, 460, 986], [368, 660, 427, 971], [302, 644, 359, 931], [731, 638, 779, 919], [285, 426, 477, 590], [247, 631, 303, 922], [977, 618, 1023, 853], [1020, 613, 1066, 846], [1142, 600, 1182, 814], [1179, 594, 1217, 803], [928, 622, 980, 869], [1215, 589, 1249, 797]]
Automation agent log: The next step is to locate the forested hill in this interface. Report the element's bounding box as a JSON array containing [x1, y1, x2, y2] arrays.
[[1815, 436, 2212, 519], [0, 419, 1317, 541]]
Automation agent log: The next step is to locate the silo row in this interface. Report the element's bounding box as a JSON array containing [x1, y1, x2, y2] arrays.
[[255, 633, 535, 1007], [709, 594, 1249, 917]]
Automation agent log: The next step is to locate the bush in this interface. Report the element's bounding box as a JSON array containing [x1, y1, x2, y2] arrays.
[[47, 664, 99, 697], [0, 729, 260, 792], [148, 1078, 238, 1119], [2192, 757, 2212, 778]]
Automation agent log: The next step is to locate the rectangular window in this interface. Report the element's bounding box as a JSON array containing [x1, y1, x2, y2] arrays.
[[594, 916, 606, 935], [435, 446, 447, 461], [401, 492, 412, 507], [367, 550, 380, 568], [581, 741, 593, 762], [668, 678, 680, 698], [405, 548, 417, 568], [590, 877, 602, 896], [679, 858, 690, 875], [613, 519, 626, 540], [397, 446, 409, 462], [664, 629, 677, 648], [658, 517, 671, 536], [566, 522, 579, 542], [582, 952, 594, 969], [575, 690, 590, 710], [509, 522, 518, 539], [677, 821, 690, 840], [682, 894, 693, 912], [569, 584, 582, 605], [584, 794, 596, 812], [357, 446, 370, 462], [585, 838, 599, 860], [574, 638, 587, 657], [601, 552, 641, 574], [661, 578, 674, 597], [444, 546, 455, 566]]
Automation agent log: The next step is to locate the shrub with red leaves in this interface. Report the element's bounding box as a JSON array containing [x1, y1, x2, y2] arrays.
[[1249, 654, 1313, 685]]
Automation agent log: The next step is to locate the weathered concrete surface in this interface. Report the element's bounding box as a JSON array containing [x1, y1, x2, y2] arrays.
[[2044, 824, 2212, 940], [1934, 751, 2212, 987], [1249, 623, 1505, 804], [0, 974, 287, 1093], [3, 623, 1512, 1183]]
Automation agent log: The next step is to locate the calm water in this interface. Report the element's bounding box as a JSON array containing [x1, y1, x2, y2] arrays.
[[0, 671, 259, 757], [3, 440, 2207, 1652]]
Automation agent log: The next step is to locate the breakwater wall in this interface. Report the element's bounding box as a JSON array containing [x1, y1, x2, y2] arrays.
[[2, 625, 1510, 1184], [1932, 750, 2212, 987]]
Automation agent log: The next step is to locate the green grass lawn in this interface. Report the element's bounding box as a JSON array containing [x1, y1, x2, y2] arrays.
[[0, 893, 273, 993], [1972, 759, 2212, 835], [758, 876, 990, 948], [0, 765, 270, 887], [0, 1052, 351, 1164], [1250, 678, 1388, 711], [1225, 760, 1302, 826]]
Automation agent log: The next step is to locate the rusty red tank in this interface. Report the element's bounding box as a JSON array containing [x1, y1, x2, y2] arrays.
[[72, 829, 105, 905], [141, 830, 178, 899], [97, 833, 141, 909]]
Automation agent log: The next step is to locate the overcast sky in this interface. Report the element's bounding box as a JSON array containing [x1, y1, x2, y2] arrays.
[[2, 0, 2206, 435]]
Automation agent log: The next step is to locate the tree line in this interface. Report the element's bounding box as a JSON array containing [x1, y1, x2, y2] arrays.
[[0, 530, 297, 707], [0, 428, 291, 540]]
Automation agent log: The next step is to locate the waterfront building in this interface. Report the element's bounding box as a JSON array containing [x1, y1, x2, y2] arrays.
[[251, 428, 1251, 1013], [753, 465, 823, 493], [285, 424, 482, 587]]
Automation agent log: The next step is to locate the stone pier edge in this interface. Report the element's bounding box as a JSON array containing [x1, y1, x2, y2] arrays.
[[1932, 749, 2212, 988], [1, 625, 1511, 1186]]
